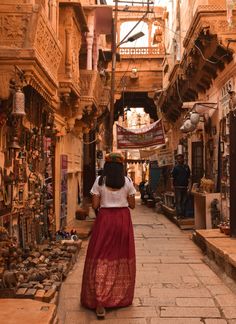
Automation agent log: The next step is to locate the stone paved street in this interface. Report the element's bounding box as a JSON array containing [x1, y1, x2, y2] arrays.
[[56, 199, 236, 323]]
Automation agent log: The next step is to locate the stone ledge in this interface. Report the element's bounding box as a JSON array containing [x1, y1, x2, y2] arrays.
[[66, 219, 94, 239], [162, 204, 194, 229], [0, 299, 56, 324], [193, 229, 236, 282]]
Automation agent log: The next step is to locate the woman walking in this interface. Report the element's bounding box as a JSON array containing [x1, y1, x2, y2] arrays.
[[80, 152, 136, 318]]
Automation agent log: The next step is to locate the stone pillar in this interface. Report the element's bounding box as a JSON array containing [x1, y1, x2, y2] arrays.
[[65, 27, 72, 77], [86, 14, 94, 70], [93, 34, 99, 71], [148, 20, 152, 47], [51, 0, 58, 33]]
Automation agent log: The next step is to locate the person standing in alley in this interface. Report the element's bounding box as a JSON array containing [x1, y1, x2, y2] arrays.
[[80, 152, 136, 319], [171, 153, 191, 219]]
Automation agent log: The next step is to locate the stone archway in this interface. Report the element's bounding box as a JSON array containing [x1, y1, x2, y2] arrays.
[[114, 91, 158, 121]]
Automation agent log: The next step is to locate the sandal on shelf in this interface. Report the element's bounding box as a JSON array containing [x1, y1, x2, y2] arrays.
[[96, 306, 106, 319]]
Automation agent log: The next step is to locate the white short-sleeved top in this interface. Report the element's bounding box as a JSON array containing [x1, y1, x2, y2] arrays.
[[90, 176, 136, 208]]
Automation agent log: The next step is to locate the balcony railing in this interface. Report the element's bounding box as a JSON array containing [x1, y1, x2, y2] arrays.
[[118, 46, 165, 58]]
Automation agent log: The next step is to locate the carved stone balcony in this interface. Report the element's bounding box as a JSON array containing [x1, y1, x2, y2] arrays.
[[158, 7, 234, 122], [80, 70, 110, 113], [0, 3, 62, 103]]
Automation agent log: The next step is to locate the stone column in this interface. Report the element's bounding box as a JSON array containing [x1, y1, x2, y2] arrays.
[[51, 0, 58, 33], [93, 34, 99, 71], [148, 20, 152, 48], [64, 11, 73, 77], [65, 27, 72, 77], [86, 13, 94, 70]]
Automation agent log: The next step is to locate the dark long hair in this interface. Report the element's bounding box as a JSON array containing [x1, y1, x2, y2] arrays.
[[98, 162, 125, 189]]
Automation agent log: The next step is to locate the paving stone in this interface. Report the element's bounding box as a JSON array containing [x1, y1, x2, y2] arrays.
[[59, 284, 81, 299], [206, 284, 233, 296], [134, 287, 151, 297], [90, 320, 147, 324], [151, 287, 211, 298], [222, 307, 236, 319], [215, 294, 236, 306], [156, 264, 195, 276], [181, 276, 200, 284], [160, 306, 221, 318], [159, 257, 202, 264], [189, 263, 216, 276], [64, 310, 95, 324], [150, 318, 202, 324], [63, 298, 83, 311], [204, 320, 228, 324], [142, 296, 176, 306], [175, 297, 215, 307], [137, 272, 183, 284], [114, 306, 159, 318], [199, 276, 223, 285]]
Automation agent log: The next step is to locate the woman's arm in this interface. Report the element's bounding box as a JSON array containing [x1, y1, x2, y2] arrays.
[[92, 194, 100, 210], [127, 194, 135, 209]]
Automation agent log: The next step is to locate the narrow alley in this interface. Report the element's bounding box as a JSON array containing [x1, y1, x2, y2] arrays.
[[56, 198, 236, 324]]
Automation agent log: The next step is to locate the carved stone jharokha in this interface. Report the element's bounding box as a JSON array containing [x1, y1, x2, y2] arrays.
[[79, 70, 109, 124], [0, 3, 62, 103], [158, 7, 235, 121]]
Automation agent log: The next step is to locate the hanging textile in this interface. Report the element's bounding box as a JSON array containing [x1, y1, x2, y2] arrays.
[[116, 119, 165, 149]]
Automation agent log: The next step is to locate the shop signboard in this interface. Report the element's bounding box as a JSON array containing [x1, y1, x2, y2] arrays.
[[140, 147, 173, 166], [156, 148, 174, 167], [116, 119, 165, 149]]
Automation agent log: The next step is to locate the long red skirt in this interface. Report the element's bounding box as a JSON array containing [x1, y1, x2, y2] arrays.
[[80, 207, 136, 309]]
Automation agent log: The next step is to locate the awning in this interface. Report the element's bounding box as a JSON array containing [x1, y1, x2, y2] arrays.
[[182, 101, 218, 117]]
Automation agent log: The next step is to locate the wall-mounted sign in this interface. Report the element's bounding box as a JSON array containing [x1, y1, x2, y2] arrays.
[[220, 78, 234, 115]]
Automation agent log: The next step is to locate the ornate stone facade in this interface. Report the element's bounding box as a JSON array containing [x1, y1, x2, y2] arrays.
[[0, 0, 112, 245]]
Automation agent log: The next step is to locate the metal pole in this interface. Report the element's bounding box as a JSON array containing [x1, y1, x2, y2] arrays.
[[109, 0, 118, 152]]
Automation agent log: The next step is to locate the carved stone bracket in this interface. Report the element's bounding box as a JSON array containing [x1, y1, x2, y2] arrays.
[[184, 10, 236, 52]]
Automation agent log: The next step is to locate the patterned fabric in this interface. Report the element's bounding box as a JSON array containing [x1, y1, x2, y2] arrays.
[[80, 207, 136, 309], [105, 152, 125, 164]]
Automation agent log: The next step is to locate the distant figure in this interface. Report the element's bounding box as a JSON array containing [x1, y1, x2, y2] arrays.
[[138, 179, 146, 201], [171, 154, 191, 218], [80, 152, 136, 319]]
